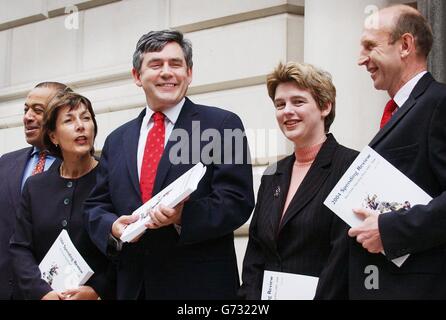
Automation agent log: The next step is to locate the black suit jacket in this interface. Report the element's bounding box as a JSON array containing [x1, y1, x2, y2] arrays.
[[0, 147, 60, 299], [84, 98, 255, 299], [9, 165, 114, 300], [240, 134, 358, 300], [349, 73, 446, 299]]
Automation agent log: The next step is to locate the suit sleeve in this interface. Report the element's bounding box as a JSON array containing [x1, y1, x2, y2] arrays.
[[239, 177, 266, 300], [379, 95, 446, 258], [83, 138, 120, 256], [314, 149, 356, 299], [314, 215, 349, 299], [178, 112, 255, 244], [9, 182, 52, 299]]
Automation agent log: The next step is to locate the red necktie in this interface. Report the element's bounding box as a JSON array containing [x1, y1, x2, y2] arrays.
[[32, 151, 47, 175], [380, 99, 398, 128], [140, 112, 166, 203]]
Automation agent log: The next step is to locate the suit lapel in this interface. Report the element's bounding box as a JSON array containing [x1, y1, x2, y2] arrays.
[[278, 135, 337, 233], [7, 147, 33, 211], [370, 73, 434, 147], [123, 109, 146, 197], [152, 98, 199, 195], [268, 156, 293, 238]]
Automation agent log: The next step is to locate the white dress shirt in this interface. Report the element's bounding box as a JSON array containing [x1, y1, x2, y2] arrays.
[[137, 98, 185, 180], [393, 71, 427, 108]]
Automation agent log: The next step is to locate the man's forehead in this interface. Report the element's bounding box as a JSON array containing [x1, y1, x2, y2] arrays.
[[144, 51, 185, 61], [360, 25, 390, 42], [25, 87, 55, 104]]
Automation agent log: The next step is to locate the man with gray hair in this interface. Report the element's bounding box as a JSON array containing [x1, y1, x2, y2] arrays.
[[349, 4, 446, 299], [84, 30, 254, 299], [0, 82, 69, 299]]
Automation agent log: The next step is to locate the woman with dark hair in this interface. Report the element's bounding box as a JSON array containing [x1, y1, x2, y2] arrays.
[[10, 91, 114, 300]]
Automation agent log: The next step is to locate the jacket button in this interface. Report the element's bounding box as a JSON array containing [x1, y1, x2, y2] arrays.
[[61, 220, 68, 227], [67, 181, 73, 188], [63, 198, 70, 205]]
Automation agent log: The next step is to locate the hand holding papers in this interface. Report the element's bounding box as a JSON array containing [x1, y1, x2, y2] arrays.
[[39, 230, 94, 292], [324, 146, 432, 267], [120, 162, 207, 243]]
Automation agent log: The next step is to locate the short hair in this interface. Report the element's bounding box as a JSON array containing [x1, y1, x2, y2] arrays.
[[35, 81, 72, 92], [132, 29, 193, 72], [43, 91, 98, 159], [266, 62, 336, 132], [388, 8, 433, 58]]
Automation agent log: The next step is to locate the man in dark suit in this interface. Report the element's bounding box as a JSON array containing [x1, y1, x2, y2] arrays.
[[84, 30, 254, 299], [0, 82, 68, 299], [349, 5, 446, 299]]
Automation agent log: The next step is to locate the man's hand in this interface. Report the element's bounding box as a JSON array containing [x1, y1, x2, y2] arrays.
[[145, 200, 186, 229], [111, 214, 139, 238], [348, 208, 384, 253]]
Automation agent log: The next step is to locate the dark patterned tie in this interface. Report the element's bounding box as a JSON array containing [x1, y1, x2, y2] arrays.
[[32, 151, 47, 175]]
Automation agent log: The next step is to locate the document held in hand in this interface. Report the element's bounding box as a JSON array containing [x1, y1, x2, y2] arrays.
[[39, 229, 94, 292], [324, 146, 432, 267], [261, 270, 319, 300], [120, 162, 207, 243]]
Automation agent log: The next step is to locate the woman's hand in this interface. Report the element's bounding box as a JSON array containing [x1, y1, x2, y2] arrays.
[[41, 290, 64, 300], [62, 286, 99, 300]]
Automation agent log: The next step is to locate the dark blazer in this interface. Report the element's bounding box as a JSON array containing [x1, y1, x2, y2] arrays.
[[349, 72, 446, 299], [240, 134, 358, 300], [0, 147, 61, 299], [0, 147, 32, 299], [84, 98, 255, 299], [9, 164, 114, 300]]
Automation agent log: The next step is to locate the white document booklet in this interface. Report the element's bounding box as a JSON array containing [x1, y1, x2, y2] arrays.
[[39, 229, 94, 292], [261, 270, 319, 300], [120, 162, 207, 243], [324, 146, 432, 267]]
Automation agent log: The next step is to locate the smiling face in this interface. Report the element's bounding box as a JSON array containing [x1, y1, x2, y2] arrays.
[[274, 82, 330, 147], [358, 11, 405, 97], [23, 87, 56, 149], [49, 103, 95, 159], [132, 41, 192, 111]]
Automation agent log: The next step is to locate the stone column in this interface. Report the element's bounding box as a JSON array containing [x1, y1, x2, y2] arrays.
[[418, 0, 446, 84]]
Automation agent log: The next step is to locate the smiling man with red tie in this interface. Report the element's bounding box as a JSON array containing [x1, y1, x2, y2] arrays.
[[0, 82, 69, 299], [84, 30, 254, 300], [349, 4, 446, 299]]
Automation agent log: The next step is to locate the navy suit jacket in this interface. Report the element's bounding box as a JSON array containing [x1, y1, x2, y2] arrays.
[[84, 98, 254, 299], [0, 147, 60, 299], [240, 134, 358, 299], [349, 73, 446, 299]]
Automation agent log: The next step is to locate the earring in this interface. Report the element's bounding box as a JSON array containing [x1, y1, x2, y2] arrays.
[[55, 144, 58, 148]]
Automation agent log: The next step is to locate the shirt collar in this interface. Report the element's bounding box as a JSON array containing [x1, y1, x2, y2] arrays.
[[144, 98, 185, 127], [31, 146, 42, 156], [393, 71, 427, 107], [31, 146, 53, 158]]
